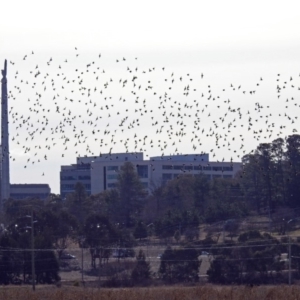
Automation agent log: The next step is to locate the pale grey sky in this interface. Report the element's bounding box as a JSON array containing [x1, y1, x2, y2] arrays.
[[1, 0, 300, 193]]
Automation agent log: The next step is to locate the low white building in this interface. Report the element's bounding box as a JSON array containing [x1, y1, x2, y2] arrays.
[[10, 184, 51, 200], [60, 152, 242, 198]]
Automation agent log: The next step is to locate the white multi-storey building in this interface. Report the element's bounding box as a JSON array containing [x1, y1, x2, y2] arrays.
[[60, 152, 242, 198]]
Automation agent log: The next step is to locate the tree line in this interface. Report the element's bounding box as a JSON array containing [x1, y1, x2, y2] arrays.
[[240, 135, 300, 212], [1, 134, 300, 285]]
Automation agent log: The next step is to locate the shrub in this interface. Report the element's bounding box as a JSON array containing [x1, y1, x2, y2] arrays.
[[131, 249, 151, 284], [133, 221, 148, 240], [159, 246, 200, 283]]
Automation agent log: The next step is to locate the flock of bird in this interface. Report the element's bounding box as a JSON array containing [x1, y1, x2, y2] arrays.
[[3, 48, 300, 175]]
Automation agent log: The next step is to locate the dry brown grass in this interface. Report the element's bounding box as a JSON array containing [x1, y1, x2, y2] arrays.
[[2, 285, 300, 300]]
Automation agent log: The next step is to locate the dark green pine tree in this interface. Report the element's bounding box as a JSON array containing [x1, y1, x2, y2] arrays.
[[116, 162, 147, 227], [65, 182, 89, 224], [131, 249, 151, 283], [285, 135, 300, 207], [133, 220, 148, 240], [159, 246, 200, 283]]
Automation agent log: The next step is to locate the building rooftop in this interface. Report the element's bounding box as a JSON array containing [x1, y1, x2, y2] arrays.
[[150, 153, 209, 162], [77, 152, 144, 164]]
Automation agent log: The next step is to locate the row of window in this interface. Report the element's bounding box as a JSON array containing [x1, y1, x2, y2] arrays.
[[107, 182, 148, 189], [223, 175, 233, 178], [162, 173, 233, 180], [137, 165, 148, 178], [10, 193, 50, 200], [61, 191, 91, 198], [162, 165, 233, 171], [107, 166, 118, 171], [107, 174, 118, 180], [61, 175, 91, 181], [107, 183, 117, 188], [61, 184, 91, 190], [106, 165, 149, 179]]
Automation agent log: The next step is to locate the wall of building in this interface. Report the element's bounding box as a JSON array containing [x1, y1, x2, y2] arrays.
[[60, 153, 242, 197], [10, 184, 51, 200], [60, 163, 91, 198]]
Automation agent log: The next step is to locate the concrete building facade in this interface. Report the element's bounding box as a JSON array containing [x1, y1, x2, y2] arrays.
[[60, 157, 93, 198], [60, 152, 242, 197]]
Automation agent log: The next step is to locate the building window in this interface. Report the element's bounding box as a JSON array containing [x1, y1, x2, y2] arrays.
[[61, 175, 77, 180], [194, 166, 202, 170], [162, 173, 172, 180], [107, 174, 118, 180], [203, 166, 211, 171], [107, 166, 118, 171], [78, 175, 91, 180], [162, 165, 173, 170], [107, 183, 117, 188], [174, 165, 183, 170], [185, 166, 193, 171], [84, 184, 91, 190], [61, 184, 75, 190], [212, 166, 223, 171], [223, 166, 233, 171], [223, 175, 233, 179], [212, 174, 222, 178], [137, 165, 148, 178], [10, 193, 49, 200]]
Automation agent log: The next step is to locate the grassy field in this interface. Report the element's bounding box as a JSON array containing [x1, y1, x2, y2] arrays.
[[2, 285, 300, 300]]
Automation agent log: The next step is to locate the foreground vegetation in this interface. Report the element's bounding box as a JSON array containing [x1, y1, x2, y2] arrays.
[[2, 285, 300, 300], [2, 134, 300, 287]]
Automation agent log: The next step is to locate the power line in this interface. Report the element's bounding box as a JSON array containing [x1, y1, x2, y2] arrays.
[[0, 242, 291, 252]]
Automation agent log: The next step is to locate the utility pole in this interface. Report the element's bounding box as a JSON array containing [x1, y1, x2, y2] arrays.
[[223, 220, 230, 243], [287, 218, 295, 285], [19, 205, 40, 290], [289, 235, 292, 285], [79, 236, 84, 285], [268, 206, 272, 233], [82, 247, 84, 284]]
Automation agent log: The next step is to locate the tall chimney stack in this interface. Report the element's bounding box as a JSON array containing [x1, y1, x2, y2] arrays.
[[1, 59, 10, 210]]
